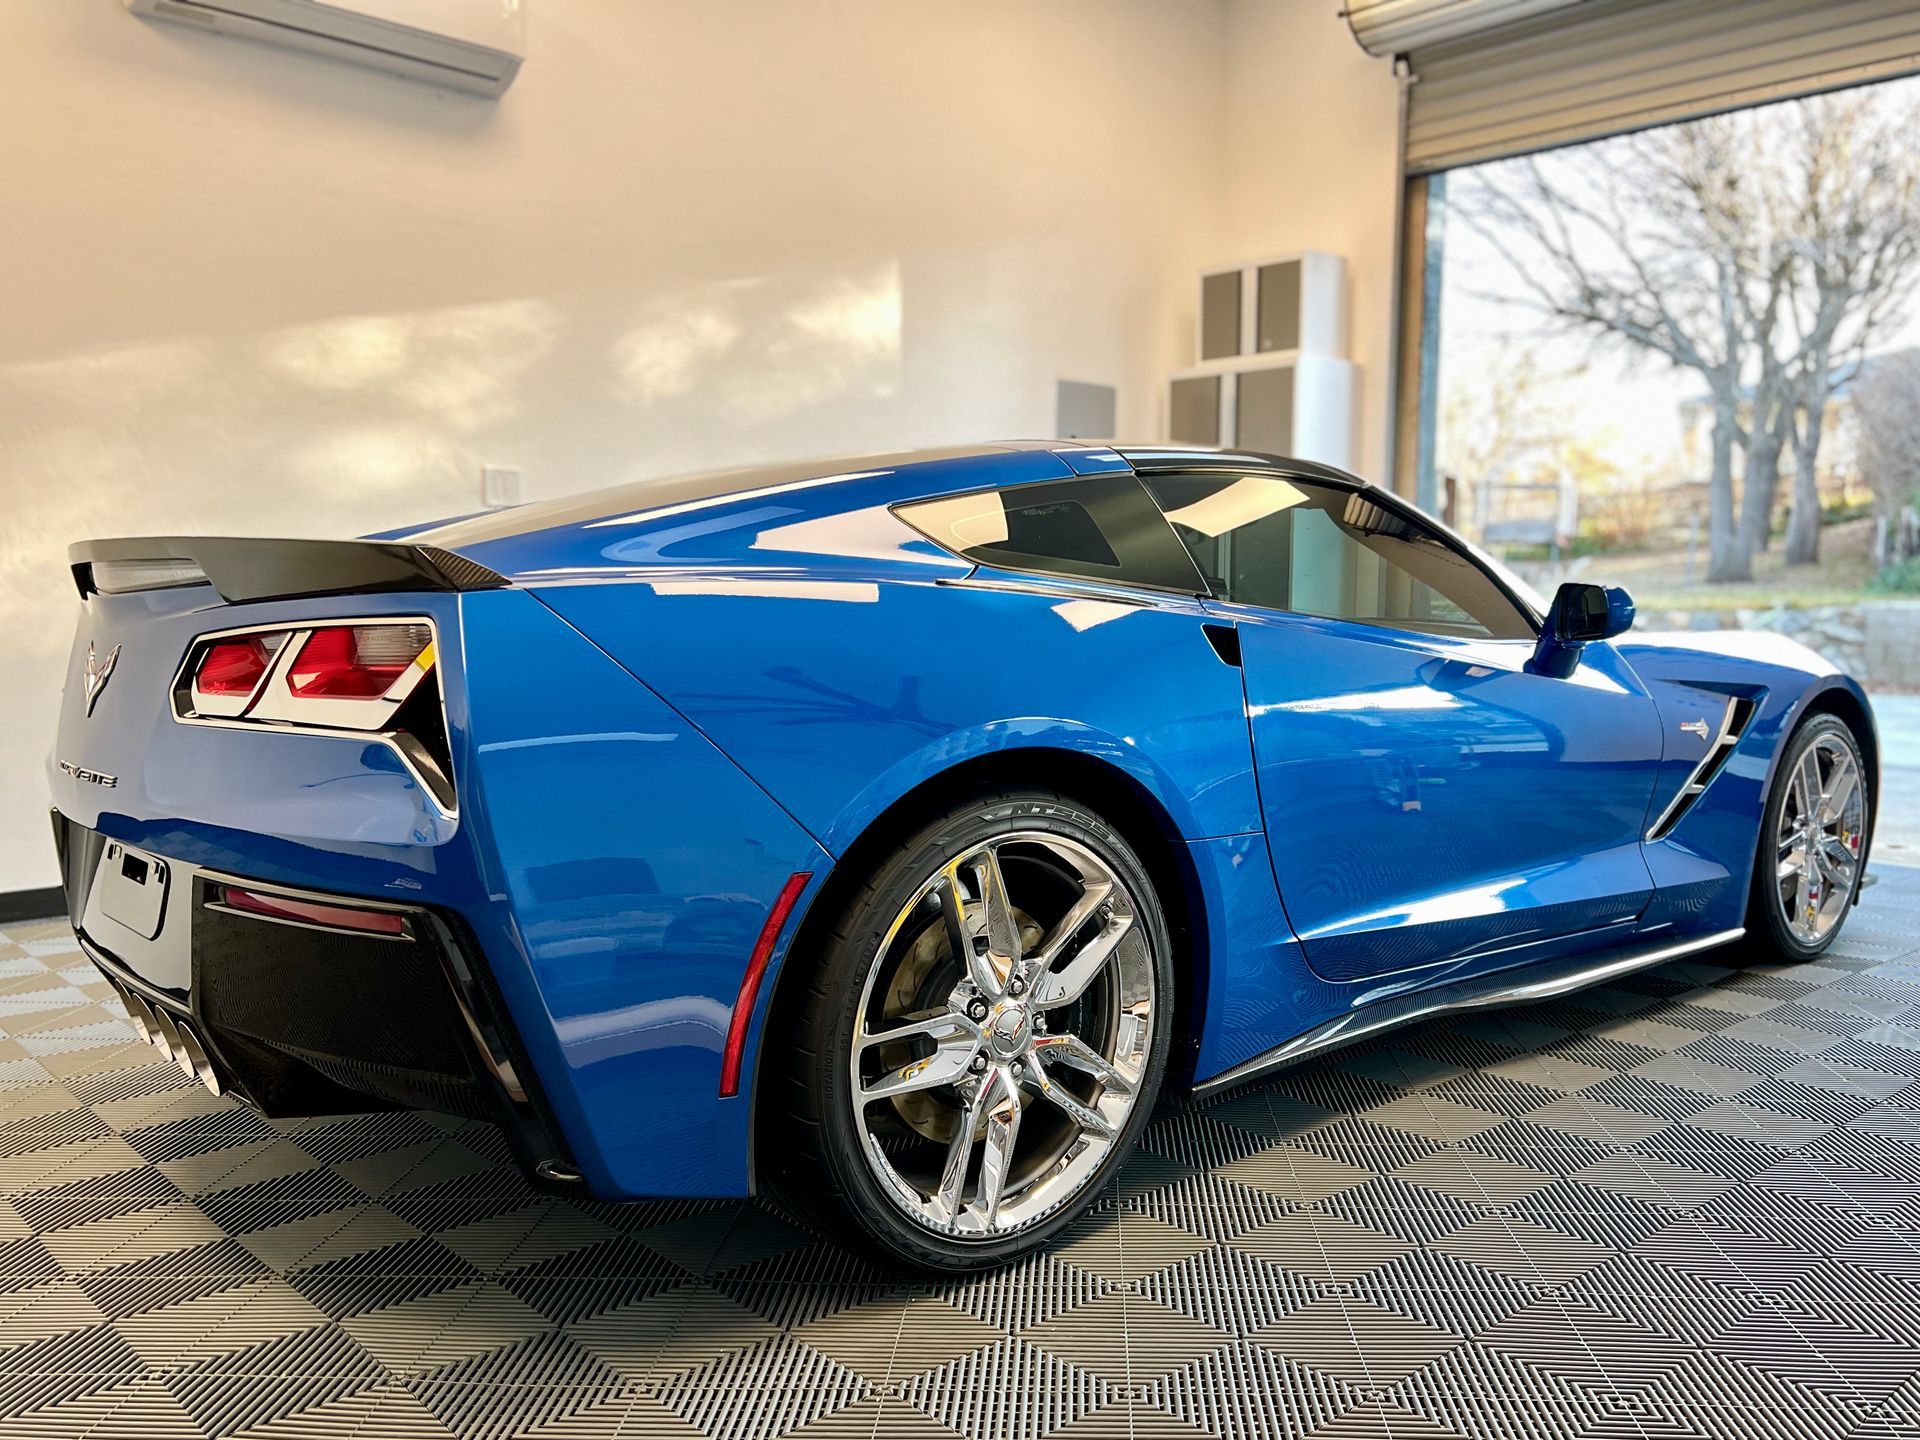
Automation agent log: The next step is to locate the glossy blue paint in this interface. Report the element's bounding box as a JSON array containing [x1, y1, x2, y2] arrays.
[[1620, 628, 1875, 937], [529, 569, 1261, 854], [51, 581, 834, 1197], [1605, 585, 1638, 637], [1529, 581, 1637, 679], [51, 585, 468, 870], [452, 591, 829, 1198], [417, 447, 1074, 585], [1221, 603, 1664, 984], [1181, 831, 1308, 1079], [51, 444, 1878, 1209]]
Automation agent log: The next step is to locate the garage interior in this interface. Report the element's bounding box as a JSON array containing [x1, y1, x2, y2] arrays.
[[5, 2, 1920, 1438]]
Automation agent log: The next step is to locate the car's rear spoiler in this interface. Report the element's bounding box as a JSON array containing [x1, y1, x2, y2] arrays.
[[69, 537, 510, 605]]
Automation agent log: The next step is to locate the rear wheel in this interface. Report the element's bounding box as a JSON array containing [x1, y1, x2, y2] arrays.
[[1748, 713, 1869, 961], [768, 789, 1172, 1270]]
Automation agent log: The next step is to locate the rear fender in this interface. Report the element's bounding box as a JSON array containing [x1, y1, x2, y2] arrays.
[[812, 715, 1223, 861], [527, 574, 1263, 851], [452, 590, 830, 1200]]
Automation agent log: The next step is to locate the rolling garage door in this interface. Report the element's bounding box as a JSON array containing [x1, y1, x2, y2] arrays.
[[1379, 0, 1920, 174]]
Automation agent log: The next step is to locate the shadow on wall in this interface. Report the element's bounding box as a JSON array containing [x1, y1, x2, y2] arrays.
[[0, 260, 908, 888], [0, 258, 906, 626]]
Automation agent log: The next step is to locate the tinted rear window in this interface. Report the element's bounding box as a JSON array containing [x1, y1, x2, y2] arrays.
[[897, 474, 1204, 593]]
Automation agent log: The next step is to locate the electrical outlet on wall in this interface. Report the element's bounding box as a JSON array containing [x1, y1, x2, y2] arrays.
[[482, 465, 522, 508]]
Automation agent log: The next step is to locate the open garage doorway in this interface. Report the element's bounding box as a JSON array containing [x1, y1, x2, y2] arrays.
[[1405, 66, 1920, 867]]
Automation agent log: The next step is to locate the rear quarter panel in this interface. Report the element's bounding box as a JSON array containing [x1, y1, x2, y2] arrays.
[[451, 590, 831, 1199], [53, 582, 834, 1200], [526, 564, 1280, 1087], [529, 573, 1262, 851]]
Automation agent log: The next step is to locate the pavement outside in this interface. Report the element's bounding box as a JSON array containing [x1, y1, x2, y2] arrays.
[[1872, 692, 1919, 867]]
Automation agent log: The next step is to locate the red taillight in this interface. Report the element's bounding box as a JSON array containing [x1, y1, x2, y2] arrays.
[[219, 885, 410, 937], [176, 618, 453, 810], [196, 637, 273, 696], [719, 871, 813, 1098], [288, 625, 431, 699]]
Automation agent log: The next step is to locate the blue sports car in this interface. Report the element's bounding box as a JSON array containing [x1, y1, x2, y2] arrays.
[[51, 443, 1877, 1268]]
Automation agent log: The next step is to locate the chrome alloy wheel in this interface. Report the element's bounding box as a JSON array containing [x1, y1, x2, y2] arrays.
[[847, 832, 1154, 1238], [1775, 732, 1867, 945]]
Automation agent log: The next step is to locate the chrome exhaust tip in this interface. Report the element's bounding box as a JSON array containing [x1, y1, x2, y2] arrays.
[[119, 989, 153, 1044], [173, 1021, 222, 1096], [94, 965, 226, 1098], [169, 1023, 196, 1080], [150, 1007, 184, 1065], [127, 992, 165, 1053]]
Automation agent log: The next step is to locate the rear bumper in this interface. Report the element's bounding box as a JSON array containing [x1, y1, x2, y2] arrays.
[[54, 812, 581, 1188], [51, 584, 833, 1201]]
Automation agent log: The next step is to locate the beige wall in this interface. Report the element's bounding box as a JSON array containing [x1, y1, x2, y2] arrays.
[[1, 0, 1400, 892], [1225, 0, 1403, 483]]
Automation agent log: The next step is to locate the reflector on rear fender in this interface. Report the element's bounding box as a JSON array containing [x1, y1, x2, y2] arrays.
[[217, 884, 412, 938]]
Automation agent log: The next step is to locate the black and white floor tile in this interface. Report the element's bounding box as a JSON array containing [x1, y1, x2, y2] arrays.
[[3, 870, 1918, 1439]]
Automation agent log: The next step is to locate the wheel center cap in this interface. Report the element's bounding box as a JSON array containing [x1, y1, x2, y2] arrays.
[[989, 1005, 1030, 1057]]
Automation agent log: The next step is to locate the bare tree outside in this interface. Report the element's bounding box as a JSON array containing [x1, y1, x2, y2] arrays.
[[1855, 349, 1920, 569], [1444, 83, 1920, 589], [1779, 95, 1920, 565]]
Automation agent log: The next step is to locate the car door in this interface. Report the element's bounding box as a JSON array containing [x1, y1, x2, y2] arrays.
[[1137, 465, 1665, 986]]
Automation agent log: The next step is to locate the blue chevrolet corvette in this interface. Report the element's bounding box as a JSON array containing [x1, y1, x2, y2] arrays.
[[51, 443, 1877, 1267]]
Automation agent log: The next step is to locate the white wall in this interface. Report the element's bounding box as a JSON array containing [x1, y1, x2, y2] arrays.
[[0, 0, 1241, 891], [0, 0, 1401, 893], [1223, 0, 1403, 484]]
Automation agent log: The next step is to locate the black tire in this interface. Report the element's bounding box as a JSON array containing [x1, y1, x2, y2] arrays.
[[764, 787, 1174, 1271], [1745, 712, 1870, 963]]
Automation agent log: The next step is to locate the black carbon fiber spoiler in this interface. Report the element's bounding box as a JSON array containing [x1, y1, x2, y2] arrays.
[[69, 537, 510, 605]]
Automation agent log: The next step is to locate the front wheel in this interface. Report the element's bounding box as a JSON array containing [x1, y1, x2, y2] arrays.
[[1748, 712, 1870, 961], [768, 789, 1172, 1270]]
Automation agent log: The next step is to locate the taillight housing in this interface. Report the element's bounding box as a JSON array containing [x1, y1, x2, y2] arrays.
[[195, 635, 281, 698], [287, 624, 434, 699], [174, 617, 453, 810]]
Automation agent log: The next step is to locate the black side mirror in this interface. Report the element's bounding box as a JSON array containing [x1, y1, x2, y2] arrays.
[[1530, 582, 1634, 678]]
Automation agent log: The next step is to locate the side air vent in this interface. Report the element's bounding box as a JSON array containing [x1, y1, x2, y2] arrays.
[[1646, 696, 1756, 842], [1202, 623, 1241, 667]]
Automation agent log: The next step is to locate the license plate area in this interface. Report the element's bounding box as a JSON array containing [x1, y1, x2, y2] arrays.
[[98, 842, 170, 941]]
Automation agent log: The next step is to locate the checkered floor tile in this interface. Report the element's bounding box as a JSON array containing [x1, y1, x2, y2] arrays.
[[4, 870, 1919, 1439]]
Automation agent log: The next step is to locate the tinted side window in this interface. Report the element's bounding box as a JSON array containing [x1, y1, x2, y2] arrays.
[[897, 475, 1204, 593], [1140, 471, 1534, 640]]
